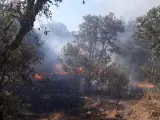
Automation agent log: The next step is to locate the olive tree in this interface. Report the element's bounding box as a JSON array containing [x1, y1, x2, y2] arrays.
[[61, 13, 124, 95]]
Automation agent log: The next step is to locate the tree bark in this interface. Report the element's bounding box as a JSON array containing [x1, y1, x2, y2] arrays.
[[85, 77, 92, 96], [0, 0, 49, 70], [9, 0, 48, 51], [0, 111, 3, 120]]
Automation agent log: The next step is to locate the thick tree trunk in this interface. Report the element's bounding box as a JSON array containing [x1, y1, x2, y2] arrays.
[[9, 0, 48, 51], [0, 94, 4, 120], [0, 1, 49, 119], [0, 0, 48, 70], [0, 111, 3, 120]]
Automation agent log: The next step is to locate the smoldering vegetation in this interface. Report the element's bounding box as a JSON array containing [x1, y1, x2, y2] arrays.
[[11, 19, 157, 119], [7, 19, 152, 119], [1, 1, 160, 120], [12, 24, 86, 118], [112, 22, 149, 81], [16, 78, 85, 119]]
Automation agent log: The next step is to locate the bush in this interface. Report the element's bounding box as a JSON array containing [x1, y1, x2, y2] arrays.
[[105, 66, 129, 98]]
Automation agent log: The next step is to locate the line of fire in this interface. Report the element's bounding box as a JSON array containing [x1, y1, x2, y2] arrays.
[[34, 62, 155, 91]]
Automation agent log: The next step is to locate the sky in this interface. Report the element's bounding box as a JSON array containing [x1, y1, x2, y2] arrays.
[[34, 0, 160, 32], [33, 0, 160, 71]]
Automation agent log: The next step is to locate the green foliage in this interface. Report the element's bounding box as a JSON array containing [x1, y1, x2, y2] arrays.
[[0, 0, 86, 119], [135, 6, 160, 56], [0, 90, 27, 120], [61, 13, 128, 96], [0, 35, 42, 120], [61, 13, 124, 76], [150, 83, 160, 93], [0, 0, 45, 119], [103, 65, 129, 97], [134, 5, 160, 84]]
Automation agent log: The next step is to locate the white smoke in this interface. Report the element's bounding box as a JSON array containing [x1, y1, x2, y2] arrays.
[[33, 22, 72, 73], [94, 0, 160, 21]]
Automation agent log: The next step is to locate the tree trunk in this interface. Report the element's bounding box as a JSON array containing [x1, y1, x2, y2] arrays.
[[0, 0, 49, 70], [0, 96, 4, 120], [86, 78, 92, 96], [0, 111, 3, 120]]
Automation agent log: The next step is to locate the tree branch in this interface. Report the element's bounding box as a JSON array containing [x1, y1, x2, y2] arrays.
[[0, 0, 49, 70], [26, 0, 35, 14], [8, 0, 48, 51]]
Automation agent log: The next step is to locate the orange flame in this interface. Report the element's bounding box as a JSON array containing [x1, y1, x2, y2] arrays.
[[60, 72, 68, 75], [34, 65, 86, 80], [34, 72, 69, 80], [130, 81, 155, 89], [76, 66, 84, 73], [35, 74, 43, 80]]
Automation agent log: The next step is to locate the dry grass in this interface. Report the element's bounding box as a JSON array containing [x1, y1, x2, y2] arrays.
[[127, 100, 151, 120], [128, 91, 160, 120], [106, 109, 121, 119], [40, 111, 64, 120], [144, 91, 160, 119], [49, 111, 64, 120], [39, 92, 160, 120]]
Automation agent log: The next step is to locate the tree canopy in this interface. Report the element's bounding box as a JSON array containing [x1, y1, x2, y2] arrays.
[[0, 0, 62, 119], [60, 13, 128, 96], [135, 6, 160, 56]]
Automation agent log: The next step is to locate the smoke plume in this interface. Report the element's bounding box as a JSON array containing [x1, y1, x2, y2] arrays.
[[31, 22, 72, 73]]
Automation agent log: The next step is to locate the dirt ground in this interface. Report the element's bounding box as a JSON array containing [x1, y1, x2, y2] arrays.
[[44, 95, 160, 120], [38, 96, 135, 120], [128, 93, 160, 120], [20, 93, 160, 120]]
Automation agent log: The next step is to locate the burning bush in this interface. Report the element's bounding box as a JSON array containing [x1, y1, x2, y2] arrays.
[[60, 13, 125, 96], [77, 65, 129, 98]]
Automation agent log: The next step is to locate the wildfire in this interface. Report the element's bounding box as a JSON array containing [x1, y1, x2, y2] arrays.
[[34, 72, 69, 80], [130, 81, 155, 89], [79, 67, 83, 71], [55, 72, 68, 75], [60, 72, 68, 75], [34, 64, 87, 80], [76, 66, 84, 73], [35, 74, 43, 80]]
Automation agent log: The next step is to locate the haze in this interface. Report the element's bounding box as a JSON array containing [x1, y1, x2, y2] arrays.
[[34, 0, 160, 31]]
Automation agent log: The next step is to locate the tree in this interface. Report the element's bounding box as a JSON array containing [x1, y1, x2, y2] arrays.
[[143, 56, 160, 84], [103, 65, 129, 98], [134, 6, 160, 84], [0, 0, 88, 119], [61, 13, 124, 95], [135, 6, 160, 56], [0, 0, 61, 119], [110, 20, 152, 82], [0, 31, 43, 119], [0, 0, 63, 69]]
